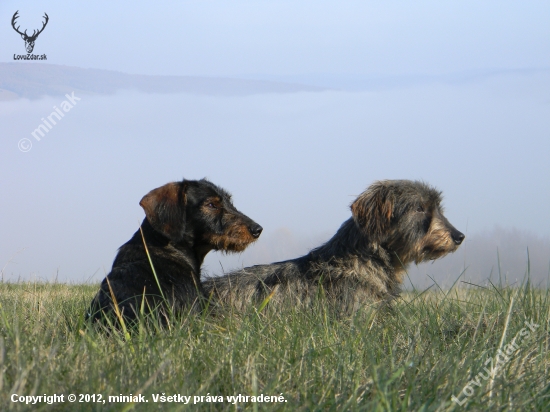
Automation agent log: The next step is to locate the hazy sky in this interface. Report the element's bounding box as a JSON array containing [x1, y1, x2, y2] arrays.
[[2, 1, 549, 76], [1, 2, 549, 283]]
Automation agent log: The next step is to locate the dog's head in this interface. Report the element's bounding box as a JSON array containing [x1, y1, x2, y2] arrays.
[[351, 180, 464, 264], [139, 179, 262, 253]]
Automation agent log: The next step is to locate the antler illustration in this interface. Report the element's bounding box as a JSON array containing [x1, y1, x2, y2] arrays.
[[11, 11, 49, 53], [11, 11, 25, 37]]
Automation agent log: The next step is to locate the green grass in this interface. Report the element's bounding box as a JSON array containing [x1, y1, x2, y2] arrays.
[[0, 279, 549, 411]]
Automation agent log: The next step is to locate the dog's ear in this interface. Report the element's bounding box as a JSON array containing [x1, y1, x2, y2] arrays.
[[351, 182, 394, 239], [139, 182, 187, 241]]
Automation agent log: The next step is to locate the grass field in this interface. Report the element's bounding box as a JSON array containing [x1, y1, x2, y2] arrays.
[[0, 277, 548, 411]]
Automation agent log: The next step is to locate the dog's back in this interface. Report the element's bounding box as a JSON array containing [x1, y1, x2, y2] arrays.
[[204, 241, 396, 313]]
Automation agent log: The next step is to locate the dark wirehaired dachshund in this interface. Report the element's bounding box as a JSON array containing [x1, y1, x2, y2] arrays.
[[87, 178, 262, 323]]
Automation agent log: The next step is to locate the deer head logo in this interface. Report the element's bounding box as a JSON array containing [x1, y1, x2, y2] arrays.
[[11, 11, 49, 54]]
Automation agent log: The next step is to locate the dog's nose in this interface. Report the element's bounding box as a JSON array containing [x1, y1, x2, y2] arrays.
[[248, 224, 263, 238], [452, 230, 465, 245]]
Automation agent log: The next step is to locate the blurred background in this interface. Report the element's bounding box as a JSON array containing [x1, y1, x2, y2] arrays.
[[1, 1, 549, 288]]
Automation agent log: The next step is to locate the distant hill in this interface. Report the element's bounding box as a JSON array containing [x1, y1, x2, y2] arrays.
[[0, 63, 326, 99]]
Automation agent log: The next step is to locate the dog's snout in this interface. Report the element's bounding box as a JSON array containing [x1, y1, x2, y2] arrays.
[[248, 224, 263, 239], [452, 230, 465, 245]]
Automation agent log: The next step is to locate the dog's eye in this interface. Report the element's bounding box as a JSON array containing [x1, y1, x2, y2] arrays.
[[416, 206, 424, 213], [207, 203, 218, 209]]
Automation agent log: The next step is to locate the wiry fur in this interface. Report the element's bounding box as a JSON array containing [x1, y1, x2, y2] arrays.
[[87, 178, 262, 323], [204, 180, 464, 312]]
